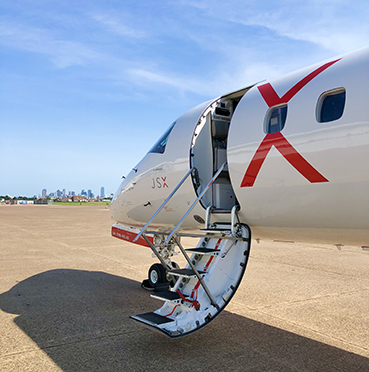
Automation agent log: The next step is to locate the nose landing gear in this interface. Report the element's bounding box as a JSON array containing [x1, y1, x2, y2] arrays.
[[142, 261, 180, 291], [148, 263, 167, 287]]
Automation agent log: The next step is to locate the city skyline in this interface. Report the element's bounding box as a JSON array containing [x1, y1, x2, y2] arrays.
[[2, 186, 113, 199], [40, 186, 111, 199], [1, 180, 118, 200]]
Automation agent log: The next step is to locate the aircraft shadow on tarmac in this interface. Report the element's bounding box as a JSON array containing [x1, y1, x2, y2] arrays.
[[0, 269, 368, 372]]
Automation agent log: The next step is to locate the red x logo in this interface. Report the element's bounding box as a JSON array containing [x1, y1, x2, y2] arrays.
[[161, 177, 168, 188], [240, 59, 340, 188]]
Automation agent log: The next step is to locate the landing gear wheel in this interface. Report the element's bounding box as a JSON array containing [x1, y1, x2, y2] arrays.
[[148, 263, 167, 288], [168, 262, 180, 288]]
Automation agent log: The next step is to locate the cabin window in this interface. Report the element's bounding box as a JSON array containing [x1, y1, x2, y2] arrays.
[[316, 88, 346, 123], [149, 122, 175, 154], [264, 104, 287, 134]]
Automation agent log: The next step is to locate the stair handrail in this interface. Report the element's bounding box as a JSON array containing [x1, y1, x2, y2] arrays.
[[133, 167, 195, 243], [163, 162, 227, 244]]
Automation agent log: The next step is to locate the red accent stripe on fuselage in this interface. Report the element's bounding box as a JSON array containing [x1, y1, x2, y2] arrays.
[[111, 226, 154, 247]]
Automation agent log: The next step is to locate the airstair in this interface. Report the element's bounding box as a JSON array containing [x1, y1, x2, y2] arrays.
[[131, 163, 251, 337]]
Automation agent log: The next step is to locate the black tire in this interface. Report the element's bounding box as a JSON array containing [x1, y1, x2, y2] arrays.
[[171, 261, 180, 270], [148, 263, 167, 288]]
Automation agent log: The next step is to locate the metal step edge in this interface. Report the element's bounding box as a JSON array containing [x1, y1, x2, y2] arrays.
[[167, 269, 206, 278], [211, 209, 232, 214], [185, 248, 220, 256], [150, 291, 189, 302], [200, 228, 231, 234], [131, 312, 174, 327]]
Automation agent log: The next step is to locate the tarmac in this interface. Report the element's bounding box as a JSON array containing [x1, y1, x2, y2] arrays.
[[0, 204, 368, 372]]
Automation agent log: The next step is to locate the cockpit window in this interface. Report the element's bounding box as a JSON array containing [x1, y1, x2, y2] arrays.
[[149, 122, 176, 154]]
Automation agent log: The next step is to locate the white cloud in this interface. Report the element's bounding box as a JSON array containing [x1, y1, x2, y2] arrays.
[[127, 68, 212, 95], [91, 14, 148, 39], [127, 61, 276, 100], [0, 21, 102, 68], [179, 0, 369, 54], [1, 1, 366, 99]]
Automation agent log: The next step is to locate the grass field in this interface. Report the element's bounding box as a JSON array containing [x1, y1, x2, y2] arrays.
[[53, 201, 110, 206]]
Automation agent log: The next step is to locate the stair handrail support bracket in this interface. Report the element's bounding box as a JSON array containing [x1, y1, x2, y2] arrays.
[[133, 167, 195, 243], [231, 205, 241, 237], [205, 206, 214, 229]]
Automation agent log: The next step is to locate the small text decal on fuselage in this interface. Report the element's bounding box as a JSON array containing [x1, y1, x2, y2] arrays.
[[151, 176, 168, 189]]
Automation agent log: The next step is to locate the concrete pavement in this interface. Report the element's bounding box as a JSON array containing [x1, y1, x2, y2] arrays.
[[0, 205, 368, 371]]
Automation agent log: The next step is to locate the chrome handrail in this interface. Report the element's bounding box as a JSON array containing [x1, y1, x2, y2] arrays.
[[163, 162, 227, 244], [133, 167, 195, 243]]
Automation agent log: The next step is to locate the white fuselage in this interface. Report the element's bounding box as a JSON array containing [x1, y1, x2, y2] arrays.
[[111, 47, 369, 247]]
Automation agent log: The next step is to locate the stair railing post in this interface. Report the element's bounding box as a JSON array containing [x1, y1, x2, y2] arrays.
[[231, 205, 240, 237], [205, 206, 213, 229]]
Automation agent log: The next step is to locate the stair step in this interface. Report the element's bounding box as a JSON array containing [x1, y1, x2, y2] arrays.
[[200, 228, 231, 234], [167, 268, 206, 278], [185, 247, 220, 256], [131, 312, 174, 326], [211, 208, 232, 214], [151, 290, 188, 302]]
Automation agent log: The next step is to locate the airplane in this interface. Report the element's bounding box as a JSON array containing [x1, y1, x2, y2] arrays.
[[110, 46, 369, 337]]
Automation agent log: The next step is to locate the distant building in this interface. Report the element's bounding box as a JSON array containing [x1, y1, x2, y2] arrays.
[[87, 189, 94, 198], [34, 199, 51, 205], [42, 189, 47, 198], [12, 200, 34, 205], [63, 189, 66, 197], [100, 187, 105, 198], [72, 195, 87, 202], [81, 189, 87, 197]]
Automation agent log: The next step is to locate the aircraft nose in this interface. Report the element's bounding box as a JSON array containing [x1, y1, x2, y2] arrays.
[[110, 176, 132, 223]]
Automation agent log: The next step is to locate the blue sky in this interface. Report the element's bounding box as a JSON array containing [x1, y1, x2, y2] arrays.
[[1, 0, 368, 197]]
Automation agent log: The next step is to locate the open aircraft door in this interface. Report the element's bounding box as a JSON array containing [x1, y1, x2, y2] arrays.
[[190, 86, 254, 214]]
